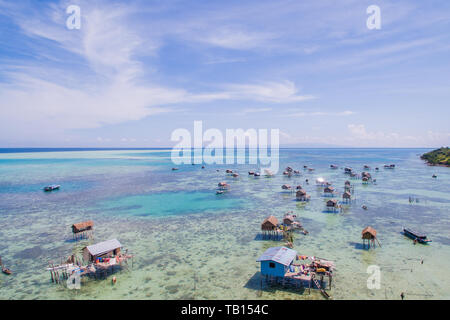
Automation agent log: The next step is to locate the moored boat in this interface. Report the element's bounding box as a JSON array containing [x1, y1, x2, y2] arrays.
[[0, 256, 12, 275], [403, 228, 432, 244], [44, 185, 60, 192], [2, 267, 12, 275]]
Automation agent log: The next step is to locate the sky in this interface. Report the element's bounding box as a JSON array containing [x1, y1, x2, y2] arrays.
[[0, 0, 449, 148]]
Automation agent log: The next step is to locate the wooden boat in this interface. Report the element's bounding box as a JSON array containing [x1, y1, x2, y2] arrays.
[[403, 228, 432, 244], [2, 267, 12, 275], [44, 185, 60, 192], [0, 257, 12, 275]]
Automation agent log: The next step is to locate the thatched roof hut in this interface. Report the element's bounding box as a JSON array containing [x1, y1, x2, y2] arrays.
[[345, 180, 351, 186], [326, 199, 338, 207], [343, 191, 351, 199], [72, 221, 94, 234], [261, 216, 279, 231], [324, 186, 335, 193], [362, 226, 377, 239], [281, 184, 291, 190], [362, 172, 371, 179], [296, 189, 310, 201]]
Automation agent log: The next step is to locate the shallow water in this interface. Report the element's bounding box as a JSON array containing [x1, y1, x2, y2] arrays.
[[0, 148, 449, 300]]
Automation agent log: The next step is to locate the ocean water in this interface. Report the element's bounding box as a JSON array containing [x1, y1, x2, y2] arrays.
[[0, 148, 449, 300]]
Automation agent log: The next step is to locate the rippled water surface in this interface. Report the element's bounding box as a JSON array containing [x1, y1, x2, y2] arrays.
[[0, 148, 449, 300]]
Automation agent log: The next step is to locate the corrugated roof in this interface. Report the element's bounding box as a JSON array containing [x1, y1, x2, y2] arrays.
[[86, 239, 121, 257], [256, 246, 297, 266]]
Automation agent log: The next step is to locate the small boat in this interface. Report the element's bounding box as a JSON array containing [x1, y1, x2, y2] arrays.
[[2, 267, 12, 275], [171, 168, 178, 171], [403, 228, 432, 244], [254, 172, 261, 177], [44, 185, 60, 192], [216, 190, 224, 195], [217, 182, 229, 189], [330, 165, 338, 169], [248, 171, 255, 175], [432, 174, 437, 178], [0, 256, 12, 275]]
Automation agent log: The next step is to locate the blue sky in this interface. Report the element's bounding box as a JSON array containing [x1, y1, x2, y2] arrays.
[[0, 0, 449, 147]]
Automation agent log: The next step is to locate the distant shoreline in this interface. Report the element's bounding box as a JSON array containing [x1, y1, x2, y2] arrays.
[[420, 147, 450, 167], [0, 147, 437, 154]]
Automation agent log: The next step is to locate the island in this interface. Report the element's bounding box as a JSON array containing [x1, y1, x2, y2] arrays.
[[421, 147, 450, 166]]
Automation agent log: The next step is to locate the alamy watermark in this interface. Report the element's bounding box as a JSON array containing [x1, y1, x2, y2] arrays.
[[367, 265, 381, 289], [66, 5, 81, 30], [171, 121, 280, 173], [66, 271, 81, 290]]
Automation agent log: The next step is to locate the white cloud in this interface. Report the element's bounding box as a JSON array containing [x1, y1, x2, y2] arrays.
[[346, 124, 450, 147], [222, 81, 314, 103], [0, 1, 313, 141], [195, 28, 276, 50], [288, 110, 355, 117]]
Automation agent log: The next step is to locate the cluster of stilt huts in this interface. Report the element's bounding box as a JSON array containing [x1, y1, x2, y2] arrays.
[[257, 211, 335, 298], [47, 221, 133, 287], [166, 161, 427, 300], [204, 163, 397, 299]]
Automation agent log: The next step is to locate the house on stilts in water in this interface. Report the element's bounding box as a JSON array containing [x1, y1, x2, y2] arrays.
[[256, 246, 335, 298], [71, 220, 94, 240]]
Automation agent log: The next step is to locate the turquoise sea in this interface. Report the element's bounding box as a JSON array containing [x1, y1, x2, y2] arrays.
[[0, 148, 449, 300]]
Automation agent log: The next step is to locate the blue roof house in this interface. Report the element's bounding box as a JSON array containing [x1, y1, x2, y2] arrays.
[[256, 246, 297, 277]]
